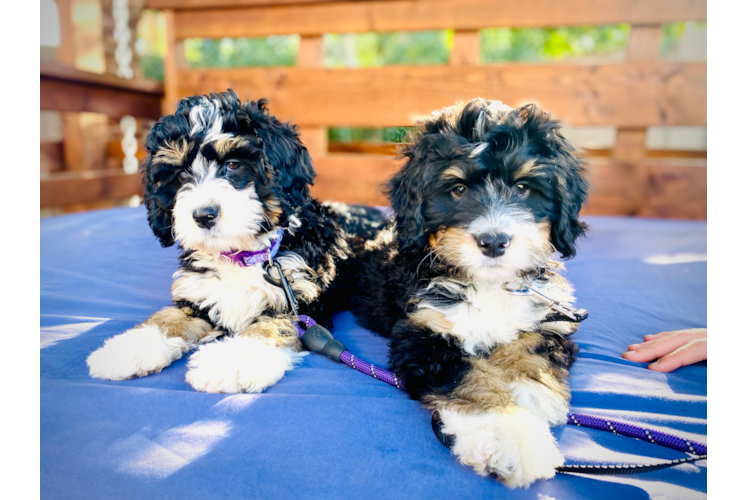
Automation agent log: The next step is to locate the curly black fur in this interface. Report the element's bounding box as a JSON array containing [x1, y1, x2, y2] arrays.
[[348, 99, 588, 403]]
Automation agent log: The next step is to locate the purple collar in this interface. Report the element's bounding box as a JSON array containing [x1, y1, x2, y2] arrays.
[[221, 228, 284, 267]]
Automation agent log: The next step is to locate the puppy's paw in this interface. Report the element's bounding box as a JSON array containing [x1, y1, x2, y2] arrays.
[[510, 379, 569, 427], [87, 324, 190, 380], [440, 407, 564, 488], [185, 336, 307, 393]]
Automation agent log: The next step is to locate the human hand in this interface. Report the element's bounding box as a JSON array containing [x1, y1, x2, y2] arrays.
[[622, 328, 707, 372]]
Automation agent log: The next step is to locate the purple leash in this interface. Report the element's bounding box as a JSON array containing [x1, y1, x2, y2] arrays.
[[293, 315, 707, 475]]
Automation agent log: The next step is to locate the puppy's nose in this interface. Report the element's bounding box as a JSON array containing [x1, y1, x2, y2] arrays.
[[476, 233, 511, 257], [193, 205, 219, 229]]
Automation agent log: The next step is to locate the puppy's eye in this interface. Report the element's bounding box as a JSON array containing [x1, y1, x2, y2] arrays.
[[451, 185, 467, 199], [514, 183, 530, 197], [226, 161, 241, 170]]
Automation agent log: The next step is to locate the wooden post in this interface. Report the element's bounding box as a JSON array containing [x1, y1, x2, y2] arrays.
[[296, 36, 328, 159], [612, 25, 663, 161], [163, 9, 181, 115], [450, 30, 480, 66]]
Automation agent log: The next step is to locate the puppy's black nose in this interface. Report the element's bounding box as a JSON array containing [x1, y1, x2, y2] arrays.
[[193, 206, 219, 229], [476, 233, 511, 257]]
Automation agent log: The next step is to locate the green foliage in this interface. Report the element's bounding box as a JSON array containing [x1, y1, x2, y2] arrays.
[[328, 127, 412, 143], [140, 54, 164, 82], [481, 24, 630, 62], [324, 31, 450, 68], [184, 36, 300, 68]]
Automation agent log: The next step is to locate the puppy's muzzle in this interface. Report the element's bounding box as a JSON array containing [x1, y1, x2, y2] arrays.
[[193, 205, 220, 229], [476, 232, 511, 257]]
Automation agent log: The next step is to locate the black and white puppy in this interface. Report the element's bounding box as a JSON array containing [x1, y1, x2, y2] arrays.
[[87, 90, 382, 393], [349, 99, 588, 487]]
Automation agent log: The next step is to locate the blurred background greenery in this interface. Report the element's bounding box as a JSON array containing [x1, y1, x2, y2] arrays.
[[135, 13, 704, 144]]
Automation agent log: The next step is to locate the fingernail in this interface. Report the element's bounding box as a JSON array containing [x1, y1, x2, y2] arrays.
[[629, 344, 640, 349]]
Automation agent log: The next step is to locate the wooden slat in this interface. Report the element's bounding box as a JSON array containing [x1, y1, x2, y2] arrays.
[[450, 30, 480, 66], [40, 170, 144, 208], [177, 61, 706, 127], [167, 0, 707, 39], [41, 64, 164, 120], [613, 25, 664, 161], [707, 61, 748, 127], [296, 36, 328, 159], [148, 0, 346, 8], [310, 154, 706, 219], [311, 155, 403, 206], [41, 142, 64, 173]]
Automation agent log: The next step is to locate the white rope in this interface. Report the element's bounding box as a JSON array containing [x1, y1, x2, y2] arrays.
[[120, 115, 138, 174], [112, 0, 134, 79]]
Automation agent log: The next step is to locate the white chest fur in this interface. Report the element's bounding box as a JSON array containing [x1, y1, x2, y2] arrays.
[[412, 276, 573, 355], [171, 252, 318, 334]]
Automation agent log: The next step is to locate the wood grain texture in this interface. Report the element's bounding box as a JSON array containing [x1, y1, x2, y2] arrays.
[[168, 0, 707, 39], [40, 170, 144, 208], [40, 62, 163, 119], [176, 61, 706, 127], [450, 31, 480, 66], [707, 61, 748, 127]]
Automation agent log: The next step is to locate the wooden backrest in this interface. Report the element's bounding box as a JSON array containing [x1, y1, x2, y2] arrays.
[[152, 0, 707, 218]]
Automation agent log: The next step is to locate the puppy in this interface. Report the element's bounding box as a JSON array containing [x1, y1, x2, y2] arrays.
[[87, 90, 381, 393], [349, 99, 588, 487]]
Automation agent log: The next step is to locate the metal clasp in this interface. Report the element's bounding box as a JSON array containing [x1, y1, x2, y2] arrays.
[[502, 280, 579, 321], [264, 261, 300, 321]]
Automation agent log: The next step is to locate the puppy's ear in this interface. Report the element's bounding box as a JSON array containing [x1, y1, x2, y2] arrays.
[[387, 146, 427, 255], [515, 104, 590, 258], [142, 153, 177, 248], [238, 99, 315, 206], [141, 113, 192, 248]]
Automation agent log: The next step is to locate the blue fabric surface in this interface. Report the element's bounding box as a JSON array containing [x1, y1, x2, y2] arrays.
[[41, 206, 707, 500]]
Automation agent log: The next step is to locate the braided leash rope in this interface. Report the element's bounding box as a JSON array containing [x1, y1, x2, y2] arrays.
[[293, 315, 707, 475]]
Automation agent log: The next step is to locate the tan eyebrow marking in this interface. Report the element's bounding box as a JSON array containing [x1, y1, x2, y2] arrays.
[[213, 136, 249, 157], [154, 139, 190, 165], [440, 166, 467, 181], [513, 159, 540, 180]]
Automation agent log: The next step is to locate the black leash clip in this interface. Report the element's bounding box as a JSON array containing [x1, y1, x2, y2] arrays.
[[263, 260, 300, 320]]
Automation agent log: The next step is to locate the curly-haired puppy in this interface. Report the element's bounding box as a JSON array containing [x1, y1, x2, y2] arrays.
[[349, 99, 588, 487], [87, 90, 384, 393]]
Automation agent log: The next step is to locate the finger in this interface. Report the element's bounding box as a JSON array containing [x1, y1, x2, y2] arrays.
[[622, 331, 705, 362], [643, 328, 706, 342], [648, 339, 707, 372]]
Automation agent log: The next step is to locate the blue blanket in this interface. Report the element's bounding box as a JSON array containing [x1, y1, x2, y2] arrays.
[[41, 207, 706, 499]]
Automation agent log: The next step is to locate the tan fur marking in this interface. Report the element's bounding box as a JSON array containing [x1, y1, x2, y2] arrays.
[[424, 332, 570, 415], [214, 136, 249, 157], [429, 227, 476, 270], [513, 159, 540, 180], [440, 166, 467, 181], [237, 315, 302, 351], [144, 306, 215, 343], [155, 139, 190, 166], [408, 308, 455, 334]]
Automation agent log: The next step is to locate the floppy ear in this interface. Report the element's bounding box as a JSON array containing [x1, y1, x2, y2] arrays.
[[142, 153, 178, 248], [387, 146, 428, 255], [237, 99, 315, 207]]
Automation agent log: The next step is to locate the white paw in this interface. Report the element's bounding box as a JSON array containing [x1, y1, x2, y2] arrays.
[[185, 336, 307, 393], [510, 380, 569, 427], [441, 407, 564, 488], [87, 324, 191, 380]]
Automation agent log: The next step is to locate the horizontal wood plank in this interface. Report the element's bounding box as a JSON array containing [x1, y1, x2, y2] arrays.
[[311, 154, 706, 219], [177, 61, 706, 127], [41, 62, 164, 119], [40, 170, 144, 208], [165, 0, 706, 39]]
